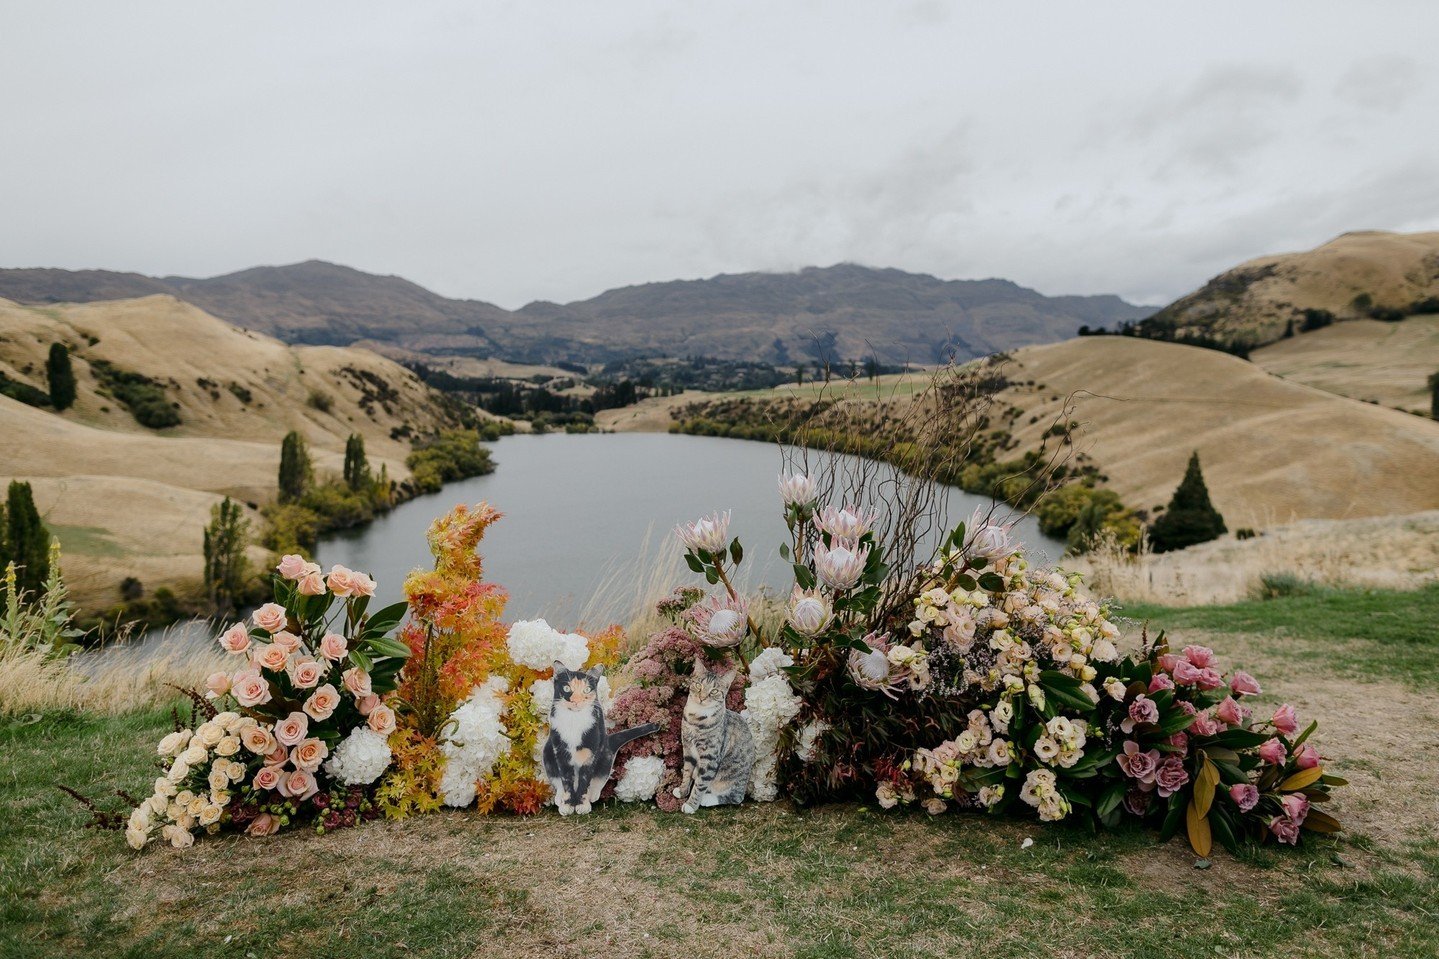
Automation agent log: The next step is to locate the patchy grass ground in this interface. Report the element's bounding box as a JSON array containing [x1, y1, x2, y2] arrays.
[[4, 588, 1438, 959]]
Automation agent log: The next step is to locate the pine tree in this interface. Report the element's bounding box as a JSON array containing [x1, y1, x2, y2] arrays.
[[46, 343, 77, 410], [343, 433, 370, 491], [4, 481, 51, 596], [278, 431, 312, 503], [1147, 452, 1227, 553], [1429, 371, 1438, 420], [202, 497, 251, 614]]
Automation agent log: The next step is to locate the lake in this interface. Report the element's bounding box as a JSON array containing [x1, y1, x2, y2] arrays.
[[316, 432, 1066, 627]]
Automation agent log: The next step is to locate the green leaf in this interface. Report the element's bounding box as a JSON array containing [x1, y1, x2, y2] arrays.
[[730, 537, 743, 565], [1159, 793, 1185, 842], [793, 564, 815, 590], [1209, 805, 1240, 854], [1096, 781, 1126, 819], [955, 574, 977, 592], [364, 601, 409, 636], [684, 552, 704, 573], [779, 543, 790, 560], [349, 648, 373, 674], [1291, 720, 1319, 750], [977, 572, 1005, 592], [1207, 728, 1272, 750], [365, 637, 413, 659]]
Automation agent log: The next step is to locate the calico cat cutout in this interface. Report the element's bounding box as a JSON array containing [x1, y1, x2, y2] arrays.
[[673, 656, 755, 814], [542, 662, 659, 815]]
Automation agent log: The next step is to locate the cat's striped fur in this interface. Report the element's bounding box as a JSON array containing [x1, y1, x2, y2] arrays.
[[673, 656, 755, 813]]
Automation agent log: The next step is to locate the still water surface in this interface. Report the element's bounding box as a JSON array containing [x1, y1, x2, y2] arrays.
[[316, 433, 1064, 626]]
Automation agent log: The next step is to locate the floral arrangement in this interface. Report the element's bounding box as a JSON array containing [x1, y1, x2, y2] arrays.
[[122, 556, 410, 847]]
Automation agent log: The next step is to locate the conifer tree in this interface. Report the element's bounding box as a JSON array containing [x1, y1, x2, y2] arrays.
[[1147, 452, 1227, 553], [1429, 371, 1438, 420], [278, 431, 312, 503], [202, 497, 250, 614], [46, 343, 77, 410], [4, 481, 51, 596], [343, 433, 370, 491]]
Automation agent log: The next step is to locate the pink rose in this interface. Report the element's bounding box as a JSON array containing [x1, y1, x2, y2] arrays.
[[1258, 737, 1287, 764], [297, 571, 327, 596], [1280, 793, 1309, 823], [1168, 732, 1189, 756], [218, 623, 252, 654], [1155, 757, 1190, 798], [1294, 743, 1320, 769], [326, 564, 376, 597], [240, 724, 277, 755], [1194, 668, 1223, 691], [289, 658, 323, 689], [275, 554, 318, 580], [252, 603, 288, 634], [1229, 783, 1259, 812], [205, 671, 231, 697], [319, 632, 348, 661], [246, 812, 282, 836], [1190, 712, 1222, 737], [342, 667, 372, 697], [1270, 815, 1301, 845], [253, 643, 289, 673], [290, 738, 329, 772], [1117, 740, 1160, 783], [1172, 659, 1203, 685], [1271, 704, 1298, 735], [1129, 695, 1159, 726], [1177, 700, 1197, 716], [1157, 653, 1180, 673], [1148, 672, 1175, 693], [231, 670, 272, 708], [1215, 696, 1244, 726], [303, 684, 340, 721], [266, 744, 289, 765], [271, 630, 302, 653], [355, 693, 380, 716], [274, 711, 309, 747], [366, 704, 396, 736], [1230, 670, 1262, 697], [280, 768, 318, 800], [1182, 645, 1215, 668], [252, 765, 284, 791]]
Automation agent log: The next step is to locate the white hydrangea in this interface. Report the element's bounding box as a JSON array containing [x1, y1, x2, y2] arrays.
[[795, 719, 828, 763], [506, 619, 589, 671], [323, 727, 393, 786], [748, 646, 794, 682], [613, 755, 666, 802], [438, 677, 511, 807], [744, 673, 803, 802]]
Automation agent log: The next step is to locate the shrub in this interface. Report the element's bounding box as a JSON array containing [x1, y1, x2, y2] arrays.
[[90, 361, 180, 428], [406, 430, 495, 493], [1253, 571, 1316, 600], [1411, 296, 1439, 315], [0, 372, 51, 408], [1148, 452, 1226, 553], [260, 502, 322, 555], [1368, 306, 1406, 322], [307, 390, 334, 413]]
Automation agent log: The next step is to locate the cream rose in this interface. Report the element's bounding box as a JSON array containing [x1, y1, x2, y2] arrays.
[[162, 823, 195, 849], [195, 722, 224, 747], [366, 704, 396, 736], [342, 667, 372, 697], [274, 711, 309, 747], [252, 602, 288, 633], [326, 564, 376, 598], [289, 658, 323, 689], [240, 723, 277, 755], [271, 630, 302, 653], [231, 670, 272, 708], [218, 623, 252, 654], [252, 765, 283, 791], [303, 684, 340, 721], [296, 570, 327, 596], [318, 632, 348, 661], [280, 768, 318, 800], [290, 738, 330, 771], [157, 730, 190, 757], [253, 643, 289, 673], [214, 736, 241, 757]]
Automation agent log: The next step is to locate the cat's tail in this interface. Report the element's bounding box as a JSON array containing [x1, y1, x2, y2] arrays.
[[608, 723, 660, 751]]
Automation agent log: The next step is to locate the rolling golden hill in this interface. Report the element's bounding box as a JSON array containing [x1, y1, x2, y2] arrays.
[[0, 295, 460, 608], [1251, 315, 1439, 415]]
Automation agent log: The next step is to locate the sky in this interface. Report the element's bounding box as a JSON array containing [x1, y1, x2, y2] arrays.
[[2, 1, 1437, 309]]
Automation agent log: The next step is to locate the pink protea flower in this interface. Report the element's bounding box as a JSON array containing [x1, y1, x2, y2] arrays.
[[814, 505, 877, 541], [674, 511, 732, 555], [1271, 704, 1299, 735], [815, 540, 869, 591], [685, 593, 748, 647], [777, 473, 817, 508], [963, 505, 1015, 561], [786, 586, 833, 637], [1230, 783, 1259, 812]]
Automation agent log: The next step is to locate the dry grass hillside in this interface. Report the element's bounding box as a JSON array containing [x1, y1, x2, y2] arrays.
[[1135, 230, 1439, 348], [1251, 315, 1439, 415], [0, 295, 460, 608]]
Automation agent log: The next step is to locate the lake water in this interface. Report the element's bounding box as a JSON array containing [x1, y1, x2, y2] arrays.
[[315, 433, 1065, 627]]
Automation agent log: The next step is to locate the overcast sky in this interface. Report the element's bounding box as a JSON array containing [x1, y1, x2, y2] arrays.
[[3, 2, 1437, 308]]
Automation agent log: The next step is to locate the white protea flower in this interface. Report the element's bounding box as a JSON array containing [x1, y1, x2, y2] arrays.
[[777, 473, 817, 508], [685, 593, 748, 648], [814, 505, 877, 541], [786, 586, 833, 637], [965, 505, 1016, 561], [814, 541, 869, 591], [674, 510, 732, 555]]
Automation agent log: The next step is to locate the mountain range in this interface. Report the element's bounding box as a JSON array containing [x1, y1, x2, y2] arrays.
[[0, 260, 1149, 366]]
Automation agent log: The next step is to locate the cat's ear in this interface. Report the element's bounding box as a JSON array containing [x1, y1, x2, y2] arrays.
[[719, 668, 738, 690], [588, 664, 605, 678], [691, 654, 708, 675], [552, 660, 567, 676]]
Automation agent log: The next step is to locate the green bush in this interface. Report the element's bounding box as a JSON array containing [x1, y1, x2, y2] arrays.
[[405, 429, 496, 493], [1148, 452, 1226, 553], [0, 373, 51, 408], [1253, 571, 1317, 601], [90, 360, 180, 428], [260, 502, 322, 555]]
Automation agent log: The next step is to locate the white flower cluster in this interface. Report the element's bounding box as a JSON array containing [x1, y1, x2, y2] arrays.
[[1032, 715, 1087, 770], [794, 720, 827, 763], [1020, 768, 1071, 822], [324, 727, 393, 786], [128, 712, 250, 849], [438, 677, 511, 807], [506, 619, 589, 672], [614, 755, 667, 802], [912, 708, 1014, 802], [743, 654, 803, 802]]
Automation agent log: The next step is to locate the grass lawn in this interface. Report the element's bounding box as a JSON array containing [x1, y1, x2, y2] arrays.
[[3, 587, 1437, 959]]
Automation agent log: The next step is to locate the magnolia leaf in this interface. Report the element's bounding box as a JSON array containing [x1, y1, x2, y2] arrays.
[[1194, 756, 1219, 818], [1186, 799, 1213, 858], [1291, 720, 1318, 750], [1280, 766, 1325, 791], [1320, 774, 1349, 787], [1302, 809, 1342, 834]]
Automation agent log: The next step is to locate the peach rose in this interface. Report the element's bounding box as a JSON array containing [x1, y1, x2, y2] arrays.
[[271, 630, 302, 653], [218, 623, 252, 654], [327, 565, 376, 598], [280, 768, 319, 800], [266, 744, 289, 765], [240, 723, 277, 755], [205, 671, 231, 698], [290, 738, 330, 771], [275, 554, 313, 580], [319, 632, 348, 662], [289, 657, 323, 689], [355, 693, 380, 716], [297, 570, 327, 596], [252, 603, 288, 634], [246, 812, 281, 836], [253, 643, 289, 673], [274, 711, 309, 747], [231, 670, 272, 708], [366, 704, 396, 736], [342, 667, 372, 697], [303, 684, 340, 721]]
